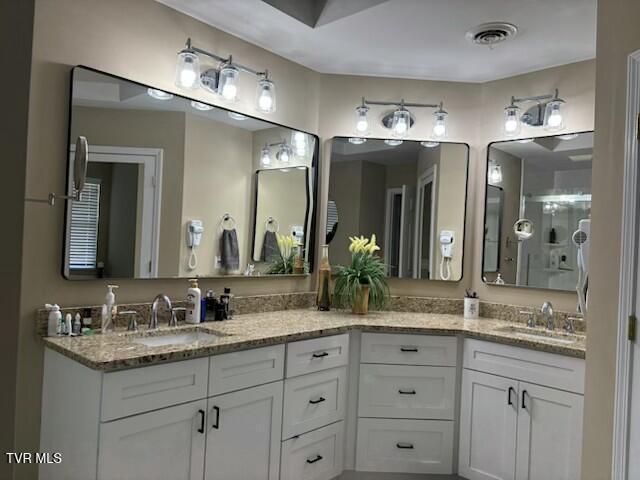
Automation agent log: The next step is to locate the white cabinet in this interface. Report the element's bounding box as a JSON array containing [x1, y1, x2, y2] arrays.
[[458, 369, 518, 480], [459, 341, 585, 480], [361, 333, 457, 366], [286, 334, 349, 378], [98, 399, 206, 480], [515, 382, 583, 480], [205, 381, 283, 480]]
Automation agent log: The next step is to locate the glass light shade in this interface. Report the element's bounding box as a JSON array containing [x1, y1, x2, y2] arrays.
[[217, 65, 239, 102], [354, 106, 370, 135], [489, 162, 503, 185], [147, 88, 173, 100], [228, 111, 248, 121], [277, 144, 293, 163], [384, 139, 403, 146], [544, 100, 566, 131], [432, 110, 448, 139], [421, 141, 439, 148], [260, 146, 271, 166], [175, 50, 200, 90], [503, 105, 521, 136], [391, 109, 411, 138], [190, 100, 213, 111], [349, 137, 366, 145], [256, 78, 277, 113], [291, 131, 308, 156]]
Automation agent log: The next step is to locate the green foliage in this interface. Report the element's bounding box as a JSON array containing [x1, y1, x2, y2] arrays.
[[333, 251, 389, 310], [266, 252, 309, 275]]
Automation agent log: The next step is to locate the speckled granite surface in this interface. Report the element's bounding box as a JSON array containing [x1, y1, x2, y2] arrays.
[[43, 309, 586, 371]]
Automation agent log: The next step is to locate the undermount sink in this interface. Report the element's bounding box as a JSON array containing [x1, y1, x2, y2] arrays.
[[497, 325, 584, 345], [133, 331, 219, 348]]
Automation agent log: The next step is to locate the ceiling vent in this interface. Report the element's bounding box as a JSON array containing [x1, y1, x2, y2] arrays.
[[466, 22, 518, 47]]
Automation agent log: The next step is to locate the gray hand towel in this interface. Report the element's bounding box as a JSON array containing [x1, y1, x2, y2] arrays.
[[220, 229, 239, 271], [261, 230, 280, 263]]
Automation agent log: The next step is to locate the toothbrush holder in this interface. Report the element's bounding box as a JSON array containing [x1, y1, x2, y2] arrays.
[[464, 297, 480, 320]]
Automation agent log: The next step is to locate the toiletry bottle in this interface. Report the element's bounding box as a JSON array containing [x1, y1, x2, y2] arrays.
[[317, 245, 332, 311], [82, 308, 92, 328], [186, 279, 202, 324], [220, 287, 233, 320], [45, 304, 62, 337], [205, 290, 217, 321], [101, 304, 113, 333], [200, 294, 207, 322], [65, 313, 73, 336], [104, 285, 119, 332], [549, 228, 557, 244], [495, 273, 505, 285], [73, 313, 82, 336]]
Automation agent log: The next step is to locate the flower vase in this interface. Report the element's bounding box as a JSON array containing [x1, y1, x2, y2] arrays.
[[352, 284, 370, 315]]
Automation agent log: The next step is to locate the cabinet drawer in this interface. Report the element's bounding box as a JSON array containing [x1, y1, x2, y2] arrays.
[[281, 421, 345, 480], [463, 339, 585, 394], [358, 364, 456, 420], [101, 358, 209, 421], [283, 367, 347, 439], [286, 334, 349, 378], [361, 333, 457, 366], [355, 418, 453, 474], [209, 344, 284, 396]]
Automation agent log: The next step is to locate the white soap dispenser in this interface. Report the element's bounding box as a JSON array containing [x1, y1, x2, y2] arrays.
[[45, 304, 62, 337], [186, 279, 201, 324]]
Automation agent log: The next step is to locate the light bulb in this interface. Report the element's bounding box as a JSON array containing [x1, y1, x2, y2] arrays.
[[175, 49, 200, 90], [277, 144, 292, 163], [384, 139, 403, 146], [260, 146, 271, 166], [228, 111, 248, 121], [544, 99, 566, 132], [354, 105, 369, 135], [432, 109, 448, 139], [256, 78, 276, 113], [147, 88, 173, 100], [292, 131, 307, 156], [421, 141, 439, 148], [489, 162, 503, 184], [503, 105, 521, 136], [349, 137, 366, 145], [391, 109, 411, 138], [190, 100, 213, 111], [217, 65, 239, 102]]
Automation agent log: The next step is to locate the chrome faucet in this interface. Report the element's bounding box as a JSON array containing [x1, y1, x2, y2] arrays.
[[541, 301, 554, 330], [150, 294, 173, 329]]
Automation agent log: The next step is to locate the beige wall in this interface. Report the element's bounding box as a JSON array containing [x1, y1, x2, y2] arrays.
[[581, 0, 640, 477]]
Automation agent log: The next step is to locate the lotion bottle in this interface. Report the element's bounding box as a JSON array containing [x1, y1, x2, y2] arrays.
[[186, 279, 201, 324], [103, 285, 118, 332], [45, 304, 62, 337]]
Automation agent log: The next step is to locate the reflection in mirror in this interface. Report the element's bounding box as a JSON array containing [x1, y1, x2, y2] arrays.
[[482, 132, 593, 292], [328, 138, 469, 281], [63, 67, 317, 279]]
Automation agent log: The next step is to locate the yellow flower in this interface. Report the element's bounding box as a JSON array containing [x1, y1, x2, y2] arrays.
[[348, 234, 379, 255]]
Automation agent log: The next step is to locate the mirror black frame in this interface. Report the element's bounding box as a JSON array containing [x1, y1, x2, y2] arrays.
[[62, 65, 320, 280]]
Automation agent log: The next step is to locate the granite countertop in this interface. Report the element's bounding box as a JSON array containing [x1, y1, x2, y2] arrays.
[[42, 309, 586, 371]]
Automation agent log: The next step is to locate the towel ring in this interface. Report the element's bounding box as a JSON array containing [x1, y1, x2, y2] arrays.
[[265, 216, 279, 233], [221, 213, 236, 230]]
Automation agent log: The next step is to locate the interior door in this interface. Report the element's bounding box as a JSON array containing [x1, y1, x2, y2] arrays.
[[515, 382, 583, 480], [205, 381, 283, 480], [458, 369, 518, 480], [98, 399, 206, 480], [414, 166, 436, 279]]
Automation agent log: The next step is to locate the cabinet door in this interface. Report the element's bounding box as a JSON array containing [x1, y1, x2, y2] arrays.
[[515, 382, 583, 480], [205, 381, 283, 480], [98, 399, 206, 480], [458, 369, 518, 480]]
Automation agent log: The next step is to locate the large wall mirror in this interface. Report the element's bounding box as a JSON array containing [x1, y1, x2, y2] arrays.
[[328, 138, 469, 281], [482, 132, 593, 292], [63, 66, 318, 279]]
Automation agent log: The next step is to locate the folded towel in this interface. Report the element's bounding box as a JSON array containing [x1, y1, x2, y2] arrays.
[[220, 229, 239, 271], [261, 230, 280, 263]]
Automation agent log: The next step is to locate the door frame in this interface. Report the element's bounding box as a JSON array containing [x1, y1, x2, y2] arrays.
[[64, 145, 163, 278], [413, 165, 437, 279], [384, 186, 406, 277], [612, 48, 640, 480]]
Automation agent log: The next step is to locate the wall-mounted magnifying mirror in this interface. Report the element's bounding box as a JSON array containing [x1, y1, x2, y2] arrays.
[[482, 131, 593, 292], [73, 136, 89, 200], [329, 137, 469, 281]]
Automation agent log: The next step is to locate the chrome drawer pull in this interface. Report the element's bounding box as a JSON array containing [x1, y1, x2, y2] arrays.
[[309, 396, 326, 405], [396, 442, 414, 449], [398, 389, 417, 395], [306, 454, 323, 464]]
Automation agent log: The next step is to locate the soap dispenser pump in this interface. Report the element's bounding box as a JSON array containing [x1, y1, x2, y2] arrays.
[[186, 279, 201, 324]]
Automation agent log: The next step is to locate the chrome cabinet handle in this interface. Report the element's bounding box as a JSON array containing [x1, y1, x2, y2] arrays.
[[398, 389, 417, 395], [306, 454, 323, 464], [396, 442, 414, 449]]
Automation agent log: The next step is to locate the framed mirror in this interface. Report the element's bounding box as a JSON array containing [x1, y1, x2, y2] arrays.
[[63, 66, 318, 279], [328, 137, 469, 281], [482, 131, 593, 291]]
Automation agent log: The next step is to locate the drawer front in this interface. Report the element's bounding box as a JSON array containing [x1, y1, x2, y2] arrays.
[[209, 344, 284, 396], [286, 334, 349, 378], [463, 339, 585, 394], [101, 358, 209, 421], [360, 333, 457, 366], [281, 421, 345, 480], [283, 367, 347, 439], [356, 418, 453, 474], [358, 364, 456, 420]]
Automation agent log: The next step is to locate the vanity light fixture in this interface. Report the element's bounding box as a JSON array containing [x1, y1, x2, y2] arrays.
[[190, 100, 213, 111], [291, 131, 308, 156], [353, 97, 448, 140], [175, 38, 277, 113], [421, 141, 440, 148], [349, 137, 367, 145], [260, 145, 272, 166], [277, 143, 293, 163], [384, 139, 403, 147], [147, 88, 173, 100], [261, 140, 296, 166], [503, 88, 567, 135], [558, 133, 579, 141], [488, 161, 503, 185], [228, 111, 248, 121]]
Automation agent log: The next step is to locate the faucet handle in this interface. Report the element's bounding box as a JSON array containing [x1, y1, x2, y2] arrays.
[[170, 307, 186, 327], [120, 310, 138, 332], [519, 310, 536, 328], [564, 315, 581, 334]]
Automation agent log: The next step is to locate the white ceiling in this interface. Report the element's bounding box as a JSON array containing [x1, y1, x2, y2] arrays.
[[157, 0, 596, 83]]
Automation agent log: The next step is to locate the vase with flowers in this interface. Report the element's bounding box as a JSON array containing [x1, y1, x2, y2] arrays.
[[266, 233, 308, 275], [333, 235, 389, 315]]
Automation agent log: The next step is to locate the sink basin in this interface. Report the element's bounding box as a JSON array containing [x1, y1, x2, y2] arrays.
[[497, 325, 584, 345], [133, 331, 219, 348]]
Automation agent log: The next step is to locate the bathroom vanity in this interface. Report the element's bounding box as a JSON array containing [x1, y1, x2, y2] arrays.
[[39, 309, 585, 480]]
